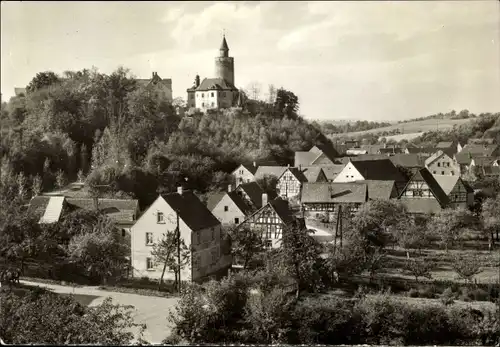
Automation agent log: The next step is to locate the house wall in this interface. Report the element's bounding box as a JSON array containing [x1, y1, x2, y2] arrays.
[[426, 154, 460, 176], [212, 194, 246, 226], [277, 171, 301, 198], [448, 180, 471, 209], [240, 205, 284, 249], [187, 90, 196, 108], [333, 162, 365, 182], [217, 90, 237, 108], [233, 165, 256, 184], [131, 196, 228, 282], [195, 90, 219, 110]]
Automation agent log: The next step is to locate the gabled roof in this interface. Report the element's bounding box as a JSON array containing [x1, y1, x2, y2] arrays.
[[406, 147, 436, 154], [301, 167, 325, 183], [227, 191, 254, 216], [310, 152, 336, 166], [460, 144, 498, 156], [245, 198, 295, 226], [233, 163, 258, 175], [424, 150, 451, 166], [350, 159, 407, 182], [471, 156, 497, 167], [482, 166, 500, 176], [432, 175, 461, 195], [255, 166, 288, 180], [136, 73, 172, 89], [320, 165, 346, 181], [280, 167, 308, 183], [389, 154, 425, 168], [401, 168, 449, 206], [66, 198, 138, 225], [436, 141, 455, 149], [236, 181, 269, 208], [454, 152, 473, 165], [358, 180, 397, 200], [301, 182, 367, 204], [196, 78, 237, 92], [294, 151, 320, 167], [379, 147, 403, 154], [207, 191, 226, 211], [163, 191, 220, 230]]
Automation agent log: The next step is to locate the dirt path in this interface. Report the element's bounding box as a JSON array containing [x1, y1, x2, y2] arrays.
[[19, 280, 179, 344]]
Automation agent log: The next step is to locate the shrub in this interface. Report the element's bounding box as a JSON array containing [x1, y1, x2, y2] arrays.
[[440, 287, 456, 306], [408, 288, 419, 298]]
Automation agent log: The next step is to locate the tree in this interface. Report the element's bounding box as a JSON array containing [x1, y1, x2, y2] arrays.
[[31, 174, 42, 196], [227, 224, 265, 269], [0, 290, 146, 344], [405, 258, 434, 283], [55, 169, 66, 189], [267, 84, 277, 104], [256, 174, 278, 198], [151, 230, 178, 290], [427, 207, 475, 251], [279, 219, 326, 297], [452, 254, 482, 284], [26, 71, 61, 94], [247, 81, 262, 101], [274, 88, 299, 118], [67, 217, 129, 284], [481, 195, 500, 250]]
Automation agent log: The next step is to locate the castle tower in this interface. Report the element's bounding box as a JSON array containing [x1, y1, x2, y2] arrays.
[[214, 34, 235, 85]]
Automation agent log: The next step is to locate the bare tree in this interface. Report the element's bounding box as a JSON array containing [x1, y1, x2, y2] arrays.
[[267, 84, 277, 104], [247, 81, 262, 101]]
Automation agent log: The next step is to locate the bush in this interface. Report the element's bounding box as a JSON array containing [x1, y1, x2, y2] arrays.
[[440, 287, 456, 306], [408, 288, 419, 298]]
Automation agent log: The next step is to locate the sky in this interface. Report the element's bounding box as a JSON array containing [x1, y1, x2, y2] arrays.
[[1, 1, 499, 121]]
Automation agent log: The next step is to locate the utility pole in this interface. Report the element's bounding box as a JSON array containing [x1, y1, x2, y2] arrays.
[[176, 209, 181, 293]]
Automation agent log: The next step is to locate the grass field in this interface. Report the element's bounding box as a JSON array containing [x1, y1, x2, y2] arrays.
[[329, 117, 473, 138]]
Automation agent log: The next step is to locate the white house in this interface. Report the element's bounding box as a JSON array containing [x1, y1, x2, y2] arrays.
[[131, 187, 231, 283]]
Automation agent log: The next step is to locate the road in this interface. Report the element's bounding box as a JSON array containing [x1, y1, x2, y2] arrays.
[[19, 280, 179, 344]]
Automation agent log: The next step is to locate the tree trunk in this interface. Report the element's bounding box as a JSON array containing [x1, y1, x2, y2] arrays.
[[158, 259, 169, 291]]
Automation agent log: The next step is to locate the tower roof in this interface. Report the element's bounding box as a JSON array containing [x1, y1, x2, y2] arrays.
[[220, 35, 229, 51]]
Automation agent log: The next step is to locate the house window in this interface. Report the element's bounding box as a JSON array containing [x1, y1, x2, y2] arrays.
[[146, 232, 154, 245], [211, 102, 214, 107], [146, 257, 154, 270], [211, 92, 214, 97], [122, 229, 126, 237], [157, 212, 164, 223], [265, 239, 272, 249], [451, 171, 455, 175], [433, 171, 436, 174], [441, 171, 445, 175], [202, 102, 205, 107], [437, 163, 441, 167], [235, 217, 239, 224], [211, 249, 217, 264], [211, 228, 215, 240], [224, 206, 228, 212]]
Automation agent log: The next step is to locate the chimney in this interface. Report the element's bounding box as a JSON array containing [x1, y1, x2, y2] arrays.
[[228, 184, 232, 192], [262, 193, 268, 207], [152, 71, 156, 79], [299, 164, 302, 171], [177, 186, 183, 195], [287, 164, 290, 168], [253, 161, 256, 168], [195, 75, 200, 87]]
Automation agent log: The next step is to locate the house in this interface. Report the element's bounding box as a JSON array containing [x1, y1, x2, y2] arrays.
[[481, 166, 500, 178], [130, 187, 231, 282], [360, 144, 384, 155], [211, 185, 256, 226], [294, 144, 339, 167], [404, 146, 436, 156], [136, 72, 173, 102], [333, 159, 408, 193], [398, 168, 450, 214], [28, 196, 139, 241], [276, 167, 327, 199], [460, 144, 499, 157], [14, 87, 27, 97], [321, 165, 346, 182], [432, 175, 474, 209], [470, 157, 499, 168], [232, 162, 258, 184], [238, 197, 298, 249], [436, 140, 463, 156], [379, 145, 404, 156], [361, 180, 398, 200], [234, 181, 271, 209], [424, 150, 461, 176], [454, 152, 474, 172], [343, 140, 360, 147]]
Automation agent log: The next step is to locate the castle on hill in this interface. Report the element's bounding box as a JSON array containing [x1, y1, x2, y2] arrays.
[[187, 35, 244, 111]]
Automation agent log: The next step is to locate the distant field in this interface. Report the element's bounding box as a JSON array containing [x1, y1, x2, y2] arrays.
[[328, 118, 473, 138], [378, 132, 424, 142]]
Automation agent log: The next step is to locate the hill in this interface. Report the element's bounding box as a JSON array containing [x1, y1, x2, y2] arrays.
[[328, 117, 474, 139]]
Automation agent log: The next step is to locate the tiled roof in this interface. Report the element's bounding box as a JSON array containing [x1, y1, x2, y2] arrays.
[[359, 180, 397, 200], [294, 151, 320, 167], [136, 73, 172, 89], [310, 152, 336, 166], [314, 142, 340, 161], [432, 175, 460, 195], [207, 191, 226, 211], [351, 159, 407, 182], [255, 166, 288, 180], [196, 78, 237, 91], [406, 147, 436, 155], [66, 198, 138, 225], [460, 144, 498, 156], [309, 146, 323, 154], [301, 167, 325, 182], [282, 167, 308, 183], [454, 152, 473, 165], [389, 154, 425, 168], [360, 145, 384, 155], [320, 165, 346, 181], [269, 199, 295, 225], [236, 182, 268, 208], [482, 166, 500, 176], [437, 141, 455, 149], [301, 182, 367, 204], [163, 191, 220, 231], [240, 163, 258, 175], [227, 191, 254, 216], [472, 156, 497, 167], [379, 147, 403, 154]]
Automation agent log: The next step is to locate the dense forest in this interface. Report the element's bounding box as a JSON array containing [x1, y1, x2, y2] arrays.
[[0, 68, 331, 208], [314, 120, 392, 135]]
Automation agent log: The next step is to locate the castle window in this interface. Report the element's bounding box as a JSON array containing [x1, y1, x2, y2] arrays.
[[211, 92, 214, 97], [202, 93, 204, 97], [211, 102, 214, 107], [202, 102, 205, 107]]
